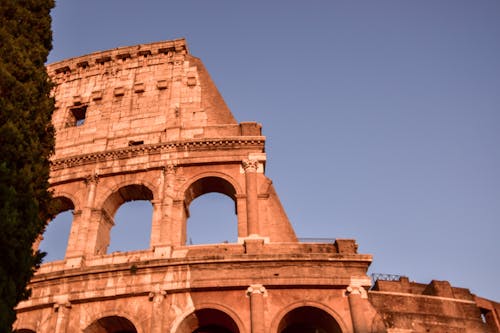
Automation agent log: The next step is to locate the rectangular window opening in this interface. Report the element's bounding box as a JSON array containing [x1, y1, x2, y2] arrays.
[[138, 50, 152, 58], [128, 140, 144, 146], [480, 308, 496, 330], [68, 105, 87, 127]]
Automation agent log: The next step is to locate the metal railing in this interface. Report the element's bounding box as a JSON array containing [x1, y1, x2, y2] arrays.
[[298, 237, 336, 243], [371, 273, 406, 284]]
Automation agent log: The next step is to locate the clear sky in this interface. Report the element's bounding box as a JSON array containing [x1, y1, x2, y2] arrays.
[[41, 0, 500, 301]]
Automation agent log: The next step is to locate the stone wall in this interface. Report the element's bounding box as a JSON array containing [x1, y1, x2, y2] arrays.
[[14, 39, 499, 333]]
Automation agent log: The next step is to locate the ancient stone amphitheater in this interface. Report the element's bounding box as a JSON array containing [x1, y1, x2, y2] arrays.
[[14, 39, 499, 333]]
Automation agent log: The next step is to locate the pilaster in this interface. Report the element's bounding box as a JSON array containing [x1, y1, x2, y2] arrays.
[[346, 278, 371, 333], [247, 284, 267, 333], [242, 159, 260, 236], [149, 289, 167, 333], [79, 173, 100, 256], [53, 301, 71, 333]]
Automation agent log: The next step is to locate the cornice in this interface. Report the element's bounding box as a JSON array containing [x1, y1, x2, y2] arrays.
[[50, 137, 265, 171], [47, 38, 188, 77]]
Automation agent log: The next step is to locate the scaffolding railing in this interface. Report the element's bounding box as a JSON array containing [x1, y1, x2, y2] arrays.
[[298, 237, 336, 243], [371, 273, 407, 285]]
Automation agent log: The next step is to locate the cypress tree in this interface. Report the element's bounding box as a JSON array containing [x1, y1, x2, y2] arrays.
[[0, 0, 55, 331]]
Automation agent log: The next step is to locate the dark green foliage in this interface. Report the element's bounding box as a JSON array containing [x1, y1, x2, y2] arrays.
[[0, 0, 55, 331]]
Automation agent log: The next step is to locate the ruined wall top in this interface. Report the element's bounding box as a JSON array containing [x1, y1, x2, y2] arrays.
[[47, 38, 252, 162], [47, 38, 190, 75]]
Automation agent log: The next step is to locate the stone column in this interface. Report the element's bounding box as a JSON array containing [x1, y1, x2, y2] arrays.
[[242, 159, 260, 236], [162, 164, 177, 245], [84, 174, 99, 213], [53, 301, 71, 333], [346, 284, 370, 333], [149, 290, 167, 333], [154, 164, 182, 248], [90, 208, 114, 255], [80, 173, 99, 256], [152, 165, 176, 245], [64, 210, 82, 258], [247, 284, 267, 333], [150, 167, 166, 248]]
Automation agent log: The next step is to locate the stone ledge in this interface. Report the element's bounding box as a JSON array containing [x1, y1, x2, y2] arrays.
[[50, 136, 266, 171], [34, 242, 372, 278], [47, 38, 188, 77]]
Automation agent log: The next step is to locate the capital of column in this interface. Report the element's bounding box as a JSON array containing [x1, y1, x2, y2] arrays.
[[246, 284, 268, 297], [242, 159, 259, 173], [163, 163, 177, 174], [84, 173, 99, 185], [345, 285, 368, 299], [53, 302, 72, 312], [148, 290, 167, 303]]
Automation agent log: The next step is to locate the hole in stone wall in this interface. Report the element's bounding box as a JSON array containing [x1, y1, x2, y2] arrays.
[[138, 50, 152, 57], [77, 61, 89, 69], [128, 140, 144, 146], [39, 210, 73, 262], [108, 200, 153, 253], [480, 308, 496, 330], [187, 193, 237, 245], [67, 105, 87, 127]]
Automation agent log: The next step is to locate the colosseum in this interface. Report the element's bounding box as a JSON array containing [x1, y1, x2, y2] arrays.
[[13, 38, 500, 333]]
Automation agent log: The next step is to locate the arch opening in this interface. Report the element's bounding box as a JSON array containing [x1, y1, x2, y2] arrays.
[[108, 200, 153, 253], [83, 315, 137, 333], [103, 184, 154, 218], [104, 184, 154, 254], [193, 325, 233, 333], [185, 177, 237, 206], [187, 193, 237, 244], [39, 196, 75, 262], [277, 306, 343, 333], [176, 308, 240, 333], [184, 177, 237, 245], [14, 330, 36, 333]]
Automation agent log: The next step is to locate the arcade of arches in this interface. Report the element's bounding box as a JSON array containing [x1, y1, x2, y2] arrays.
[[277, 307, 343, 333], [16, 38, 500, 333], [83, 316, 137, 333], [16, 306, 342, 333], [37, 175, 249, 261]]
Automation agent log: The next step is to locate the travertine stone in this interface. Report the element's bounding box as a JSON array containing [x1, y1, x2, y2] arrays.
[[14, 39, 500, 333]]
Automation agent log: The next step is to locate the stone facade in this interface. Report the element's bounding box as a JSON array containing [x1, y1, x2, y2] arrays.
[[14, 39, 500, 333]]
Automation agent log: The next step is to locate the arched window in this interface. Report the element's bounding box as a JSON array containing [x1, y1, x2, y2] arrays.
[[176, 308, 240, 333], [103, 184, 154, 254], [83, 316, 137, 333], [187, 192, 237, 244], [39, 196, 74, 262], [184, 177, 238, 245], [277, 306, 343, 333], [108, 200, 152, 253]]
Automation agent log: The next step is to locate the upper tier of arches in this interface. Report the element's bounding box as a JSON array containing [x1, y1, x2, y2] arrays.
[[39, 163, 297, 262]]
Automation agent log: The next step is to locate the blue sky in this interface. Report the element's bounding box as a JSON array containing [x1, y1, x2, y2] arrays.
[[41, 1, 500, 301]]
